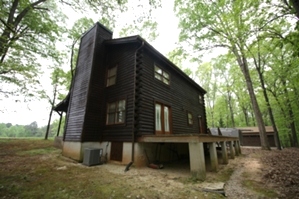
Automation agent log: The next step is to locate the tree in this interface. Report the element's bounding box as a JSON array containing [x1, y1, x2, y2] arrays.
[[174, 0, 293, 149], [0, 0, 162, 105], [0, 0, 65, 101]]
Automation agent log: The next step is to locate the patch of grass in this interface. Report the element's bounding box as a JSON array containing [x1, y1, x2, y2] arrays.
[[242, 179, 278, 198], [216, 167, 234, 182], [17, 147, 57, 156]]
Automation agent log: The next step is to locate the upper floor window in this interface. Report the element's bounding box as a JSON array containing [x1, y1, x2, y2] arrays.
[[106, 99, 126, 125], [107, 66, 117, 87], [187, 112, 193, 125], [154, 65, 170, 85], [199, 95, 203, 104]]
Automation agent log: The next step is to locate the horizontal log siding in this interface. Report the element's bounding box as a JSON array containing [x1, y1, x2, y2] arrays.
[[64, 26, 97, 141], [82, 25, 112, 142], [138, 49, 207, 136], [100, 44, 136, 142]]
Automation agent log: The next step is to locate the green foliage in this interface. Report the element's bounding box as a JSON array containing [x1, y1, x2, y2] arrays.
[[174, 0, 299, 146], [0, 0, 66, 101], [0, 118, 63, 138]]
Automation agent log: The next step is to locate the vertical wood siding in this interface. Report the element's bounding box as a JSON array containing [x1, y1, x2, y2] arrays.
[[81, 24, 113, 142], [64, 23, 112, 142]]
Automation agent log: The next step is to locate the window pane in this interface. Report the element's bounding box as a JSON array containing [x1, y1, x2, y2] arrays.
[[155, 66, 162, 74], [154, 65, 170, 85], [117, 111, 125, 123], [155, 73, 162, 80], [163, 72, 169, 79], [109, 67, 117, 76], [108, 103, 116, 112], [116, 100, 126, 123], [163, 78, 169, 85], [107, 66, 117, 86], [155, 104, 162, 131], [188, 113, 193, 125], [118, 100, 126, 111], [199, 95, 203, 104], [164, 106, 169, 132], [107, 113, 115, 124]]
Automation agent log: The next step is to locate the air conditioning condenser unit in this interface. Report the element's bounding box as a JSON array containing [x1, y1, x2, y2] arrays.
[[83, 148, 103, 166]]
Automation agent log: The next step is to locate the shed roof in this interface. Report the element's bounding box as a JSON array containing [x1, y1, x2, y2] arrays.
[[236, 126, 274, 134], [53, 93, 70, 112]]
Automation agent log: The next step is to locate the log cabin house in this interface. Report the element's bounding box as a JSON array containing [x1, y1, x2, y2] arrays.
[[54, 22, 240, 180]]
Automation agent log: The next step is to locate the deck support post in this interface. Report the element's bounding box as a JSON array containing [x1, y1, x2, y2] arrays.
[[234, 140, 241, 155], [209, 142, 218, 171], [221, 141, 228, 164], [237, 140, 242, 154], [188, 142, 206, 181], [234, 141, 240, 156], [229, 141, 235, 159]]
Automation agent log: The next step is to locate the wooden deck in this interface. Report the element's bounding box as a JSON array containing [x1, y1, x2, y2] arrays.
[[138, 134, 241, 181]]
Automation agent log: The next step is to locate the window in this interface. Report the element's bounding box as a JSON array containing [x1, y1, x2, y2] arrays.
[[187, 112, 193, 125], [106, 100, 126, 125], [107, 66, 117, 87], [199, 95, 203, 104], [154, 65, 170, 85], [155, 103, 171, 134]]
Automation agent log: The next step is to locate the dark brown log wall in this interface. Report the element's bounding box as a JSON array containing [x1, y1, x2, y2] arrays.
[[136, 48, 207, 136], [100, 44, 137, 142]]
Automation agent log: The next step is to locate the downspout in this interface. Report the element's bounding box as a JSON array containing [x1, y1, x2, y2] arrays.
[[125, 40, 145, 172]]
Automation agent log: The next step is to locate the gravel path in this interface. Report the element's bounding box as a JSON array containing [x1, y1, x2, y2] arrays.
[[225, 155, 261, 199]]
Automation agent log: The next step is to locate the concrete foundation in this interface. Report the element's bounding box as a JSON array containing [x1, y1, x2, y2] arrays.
[[61, 136, 240, 181], [236, 140, 242, 154], [221, 141, 228, 164], [62, 141, 185, 166], [229, 141, 235, 159], [209, 142, 218, 171], [189, 142, 206, 181], [62, 141, 82, 161], [234, 141, 240, 156]]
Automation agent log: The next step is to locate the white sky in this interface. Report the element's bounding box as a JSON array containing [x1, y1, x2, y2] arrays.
[[0, 1, 181, 127]]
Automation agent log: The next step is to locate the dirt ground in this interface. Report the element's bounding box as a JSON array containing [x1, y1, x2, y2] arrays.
[[0, 139, 298, 199]]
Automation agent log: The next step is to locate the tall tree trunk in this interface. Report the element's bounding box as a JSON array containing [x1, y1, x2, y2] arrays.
[[252, 43, 282, 150], [268, 88, 294, 146], [236, 94, 249, 126], [256, 68, 281, 149], [242, 107, 249, 126], [282, 80, 298, 147], [227, 88, 235, 127], [45, 84, 57, 140], [232, 46, 270, 150]]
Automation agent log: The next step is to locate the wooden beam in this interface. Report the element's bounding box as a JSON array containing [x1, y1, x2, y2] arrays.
[[138, 134, 239, 143]]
